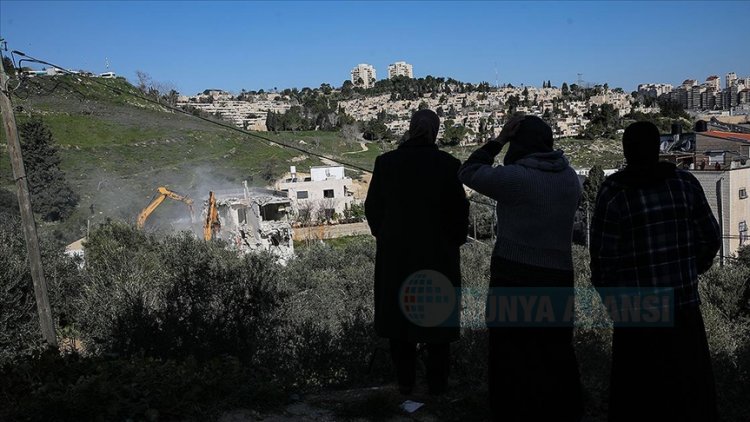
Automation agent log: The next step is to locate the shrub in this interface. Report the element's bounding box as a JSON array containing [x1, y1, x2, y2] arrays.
[[271, 238, 383, 388], [75, 222, 286, 362], [0, 212, 81, 366], [699, 264, 750, 421], [0, 350, 285, 422]]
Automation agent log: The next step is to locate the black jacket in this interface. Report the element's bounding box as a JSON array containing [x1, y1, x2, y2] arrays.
[[365, 144, 469, 342]]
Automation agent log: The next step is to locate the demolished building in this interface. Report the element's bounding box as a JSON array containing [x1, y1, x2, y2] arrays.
[[204, 183, 295, 263]]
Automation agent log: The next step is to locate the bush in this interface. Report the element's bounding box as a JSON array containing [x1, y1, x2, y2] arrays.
[[0, 212, 81, 367], [76, 222, 286, 362], [0, 350, 284, 422], [271, 238, 383, 388], [699, 264, 750, 421]]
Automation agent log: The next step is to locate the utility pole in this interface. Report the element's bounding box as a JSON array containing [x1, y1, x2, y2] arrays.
[[0, 43, 58, 347]]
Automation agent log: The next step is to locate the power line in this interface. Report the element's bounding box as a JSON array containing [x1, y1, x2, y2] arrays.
[[8, 50, 505, 209], [9, 50, 377, 174]]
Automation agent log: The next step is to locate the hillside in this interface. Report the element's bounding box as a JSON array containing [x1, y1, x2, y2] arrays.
[[0, 75, 623, 243], [0, 76, 340, 241]]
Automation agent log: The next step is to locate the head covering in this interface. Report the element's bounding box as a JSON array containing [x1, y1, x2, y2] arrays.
[[503, 116, 554, 165], [609, 121, 675, 187], [401, 109, 440, 147], [623, 121, 660, 169]]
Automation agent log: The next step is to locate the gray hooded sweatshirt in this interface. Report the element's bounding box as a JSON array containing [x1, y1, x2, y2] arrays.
[[459, 145, 581, 270]]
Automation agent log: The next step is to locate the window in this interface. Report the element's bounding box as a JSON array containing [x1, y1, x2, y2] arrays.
[[323, 189, 335, 198], [740, 188, 748, 199], [297, 191, 309, 199], [740, 221, 748, 246], [237, 208, 247, 224]]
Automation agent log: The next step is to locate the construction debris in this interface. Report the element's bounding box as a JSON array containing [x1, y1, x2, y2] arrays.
[[203, 182, 295, 263]]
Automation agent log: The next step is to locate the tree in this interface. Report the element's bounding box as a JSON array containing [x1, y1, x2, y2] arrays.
[[561, 82, 570, 97], [581, 103, 621, 140], [341, 80, 354, 99], [362, 118, 390, 141], [19, 119, 79, 221], [135, 70, 152, 93], [506, 95, 520, 114], [658, 99, 689, 119], [581, 165, 605, 247], [582, 165, 605, 209], [441, 120, 469, 146], [733, 245, 750, 268]]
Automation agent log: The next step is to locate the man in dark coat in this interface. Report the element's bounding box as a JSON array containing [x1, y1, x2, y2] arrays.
[[590, 121, 721, 422], [365, 109, 469, 395]]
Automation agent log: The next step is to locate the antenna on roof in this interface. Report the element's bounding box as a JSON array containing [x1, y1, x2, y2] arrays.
[[494, 62, 499, 89], [105, 57, 110, 71]]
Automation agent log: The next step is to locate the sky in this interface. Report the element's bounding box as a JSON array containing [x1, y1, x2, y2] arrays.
[[1, 1, 749, 95]]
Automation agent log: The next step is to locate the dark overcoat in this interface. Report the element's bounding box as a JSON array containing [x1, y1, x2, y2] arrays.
[[364, 141, 469, 343]]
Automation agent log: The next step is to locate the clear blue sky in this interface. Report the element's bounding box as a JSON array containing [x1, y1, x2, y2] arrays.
[[1, 1, 749, 95]]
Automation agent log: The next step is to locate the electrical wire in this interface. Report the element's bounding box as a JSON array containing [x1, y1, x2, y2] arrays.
[[4, 50, 748, 219], [8, 50, 377, 174]]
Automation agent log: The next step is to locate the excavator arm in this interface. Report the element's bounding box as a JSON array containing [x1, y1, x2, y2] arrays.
[[204, 191, 221, 241], [137, 186, 194, 229]]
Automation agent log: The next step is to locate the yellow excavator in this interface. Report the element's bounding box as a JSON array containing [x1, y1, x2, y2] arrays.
[[137, 186, 194, 229], [204, 191, 221, 240]]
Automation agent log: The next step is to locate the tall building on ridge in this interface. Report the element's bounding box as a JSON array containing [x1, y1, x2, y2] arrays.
[[350, 64, 377, 88], [387, 61, 414, 79], [705, 75, 720, 91], [726, 72, 738, 88]]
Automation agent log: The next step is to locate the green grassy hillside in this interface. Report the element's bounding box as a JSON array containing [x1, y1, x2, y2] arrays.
[[0, 76, 336, 241]]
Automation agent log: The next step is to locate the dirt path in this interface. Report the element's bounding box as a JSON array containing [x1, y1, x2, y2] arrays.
[[342, 142, 369, 155]]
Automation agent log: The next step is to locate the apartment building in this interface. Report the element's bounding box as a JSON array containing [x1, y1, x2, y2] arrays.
[[726, 72, 738, 89], [706, 75, 721, 91], [388, 61, 414, 79], [351, 63, 377, 88], [276, 166, 354, 222], [692, 165, 750, 259]]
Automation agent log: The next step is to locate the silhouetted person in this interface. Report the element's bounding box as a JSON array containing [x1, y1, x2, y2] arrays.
[[365, 109, 469, 395], [590, 121, 721, 422], [459, 115, 583, 422]]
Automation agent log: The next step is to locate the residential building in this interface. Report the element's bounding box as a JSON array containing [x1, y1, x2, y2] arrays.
[[695, 130, 750, 168], [691, 165, 750, 259], [726, 72, 738, 88], [351, 63, 377, 88], [388, 61, 414, 79], [637, 83, 673, 98], [276, 166, 355, 222], [706, 75, 720, 91]]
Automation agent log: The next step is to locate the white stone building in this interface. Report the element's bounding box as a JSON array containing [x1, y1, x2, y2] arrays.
[[276, 166, 355, 222], [351, 64, 377, 88], [388, 61, 414, 79]]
